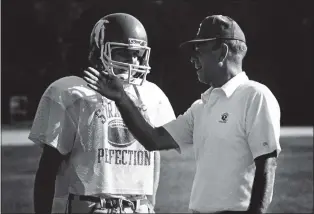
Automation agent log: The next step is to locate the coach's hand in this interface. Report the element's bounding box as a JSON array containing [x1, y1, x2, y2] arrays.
[[83, 67, 124, 102]]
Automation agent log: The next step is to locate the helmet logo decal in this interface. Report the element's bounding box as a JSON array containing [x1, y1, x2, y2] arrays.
[[92, 19, 109, 48]]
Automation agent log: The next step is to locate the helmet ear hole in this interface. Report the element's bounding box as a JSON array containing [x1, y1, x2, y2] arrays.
[[89, 46, 103, 70]]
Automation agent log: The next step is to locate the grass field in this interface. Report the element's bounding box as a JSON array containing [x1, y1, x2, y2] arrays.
[[1, 129, 313, 213]]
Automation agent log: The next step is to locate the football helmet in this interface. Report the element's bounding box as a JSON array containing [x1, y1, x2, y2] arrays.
[[89, 13, 151, 85]]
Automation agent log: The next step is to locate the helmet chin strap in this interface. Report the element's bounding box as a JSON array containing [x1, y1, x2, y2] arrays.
[[132, 85, 149, 117]]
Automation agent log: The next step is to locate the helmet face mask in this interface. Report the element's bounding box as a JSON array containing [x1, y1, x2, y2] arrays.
[[100, 39, 151, 86], [89, 13, 151, 86]]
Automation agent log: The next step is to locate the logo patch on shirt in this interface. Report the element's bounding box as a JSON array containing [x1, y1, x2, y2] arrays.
[[219, 112, 229, 123], [108, 118, 137, 148]]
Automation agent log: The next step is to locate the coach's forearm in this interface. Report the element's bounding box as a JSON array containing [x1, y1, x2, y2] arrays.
[[115, 91, 178, 151], [248, 151, 277, 213], [115, 91, 161, 151], [34, 169, 56, 214]]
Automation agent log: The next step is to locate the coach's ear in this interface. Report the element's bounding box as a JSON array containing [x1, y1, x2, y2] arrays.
[[218, 43, 228, 66]]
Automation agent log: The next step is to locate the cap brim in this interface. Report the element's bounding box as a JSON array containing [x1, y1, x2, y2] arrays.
[[179, 38, 216, 49]]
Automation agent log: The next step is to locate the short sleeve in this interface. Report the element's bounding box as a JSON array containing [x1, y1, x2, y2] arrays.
[[28, 95, 76, 155], [153, 92, 176, 127], [246, 89, 281, 159], [163, 104, 194, 146]]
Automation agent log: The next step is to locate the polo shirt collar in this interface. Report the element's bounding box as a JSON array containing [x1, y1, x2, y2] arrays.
[[201, 72, 249, 103], [221, 71, 249, 97]]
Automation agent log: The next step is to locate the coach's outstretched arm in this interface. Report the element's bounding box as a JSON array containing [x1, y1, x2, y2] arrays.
[[115, 89, 180, 152], [83, 67, 180, 152]]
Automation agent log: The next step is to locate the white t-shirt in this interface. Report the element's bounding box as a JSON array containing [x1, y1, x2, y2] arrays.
[[29, 76, 175, 210], [163, 72, 281, 212]]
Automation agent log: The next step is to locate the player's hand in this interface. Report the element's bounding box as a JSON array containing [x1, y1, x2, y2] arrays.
[[83, 67, 124, 102]]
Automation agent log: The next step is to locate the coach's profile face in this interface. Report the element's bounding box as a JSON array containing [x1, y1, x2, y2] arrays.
[[190, 40, 226, 85]]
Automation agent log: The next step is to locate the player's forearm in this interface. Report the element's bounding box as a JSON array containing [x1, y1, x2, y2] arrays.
[[34, 145, 64, 214], [34, 169, 56, 214], [248, 152, 277, 213]]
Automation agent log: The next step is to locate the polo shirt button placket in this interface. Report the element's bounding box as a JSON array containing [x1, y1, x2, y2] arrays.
[[200, 94, 219, 151]]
